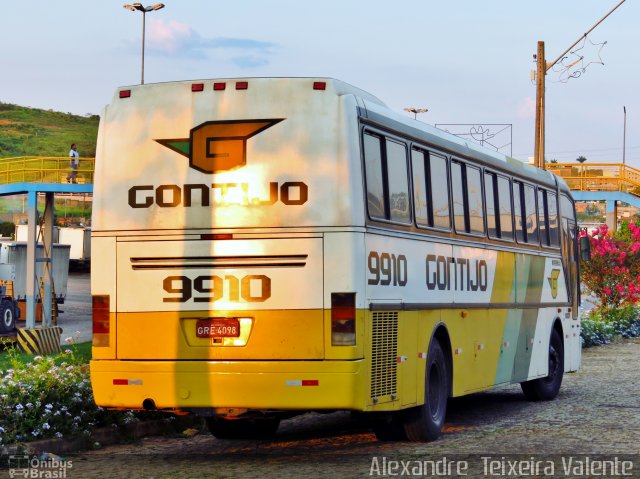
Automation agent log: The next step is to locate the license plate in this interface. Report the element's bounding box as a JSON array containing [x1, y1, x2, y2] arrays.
[[196, 318, 240, 338]]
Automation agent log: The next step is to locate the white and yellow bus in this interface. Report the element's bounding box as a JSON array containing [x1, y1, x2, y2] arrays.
[[90, 77, 583, 441]]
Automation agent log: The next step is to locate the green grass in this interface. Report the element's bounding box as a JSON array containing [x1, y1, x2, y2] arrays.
[[0, 102, 98, 158], [0, 340, 91, 370]]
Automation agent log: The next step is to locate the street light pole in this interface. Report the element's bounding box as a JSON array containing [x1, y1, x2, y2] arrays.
[[123, 3, 165, 85], [533, 0, 626, 170], [404, 107, 428, 120]]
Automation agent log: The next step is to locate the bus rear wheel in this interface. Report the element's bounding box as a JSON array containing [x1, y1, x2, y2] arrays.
[[403, 338, 449, 442], [206, 416, 280, 440], [521, 328, 564, 401]]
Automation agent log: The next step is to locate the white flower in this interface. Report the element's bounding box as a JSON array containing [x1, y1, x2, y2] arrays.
[[45, 403, 53, 410], [55, 432, 63, 438], [42, 423, 50, 430], [64, 337, 74, 344], [15, 404, 23, 411]]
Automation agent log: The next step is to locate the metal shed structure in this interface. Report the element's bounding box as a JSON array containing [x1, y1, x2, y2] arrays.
[[0, 182, 93, 328]]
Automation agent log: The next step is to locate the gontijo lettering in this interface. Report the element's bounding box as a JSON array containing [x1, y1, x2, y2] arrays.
[[128, 182, 308, 208], [426, 254, 488, 292]]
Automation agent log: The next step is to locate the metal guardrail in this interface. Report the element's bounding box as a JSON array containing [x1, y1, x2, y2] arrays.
[[546, 162, 640, 196], [0, 156, 95, 185], [1, 158, 638, 199]]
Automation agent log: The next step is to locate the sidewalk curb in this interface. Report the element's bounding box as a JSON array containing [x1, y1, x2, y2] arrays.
[[3, 417, 204, 456]]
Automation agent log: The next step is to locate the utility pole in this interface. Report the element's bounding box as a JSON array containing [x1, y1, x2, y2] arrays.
[[533, 0, 626, 170]]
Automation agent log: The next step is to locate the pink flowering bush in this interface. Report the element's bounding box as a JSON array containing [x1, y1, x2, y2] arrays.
[[580, 223, 640, 311]]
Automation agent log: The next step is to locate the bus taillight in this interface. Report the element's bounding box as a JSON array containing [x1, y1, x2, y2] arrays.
[[92, 295, 110, 347], [331, 293, 356, 346]]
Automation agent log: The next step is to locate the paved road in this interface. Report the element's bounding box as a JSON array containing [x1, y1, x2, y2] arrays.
[[62, 339, 640, 479]]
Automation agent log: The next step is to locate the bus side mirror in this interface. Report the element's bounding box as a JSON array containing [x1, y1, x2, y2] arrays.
[[579, 236, 591, 261]]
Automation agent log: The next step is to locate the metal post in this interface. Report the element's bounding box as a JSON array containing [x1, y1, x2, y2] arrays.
[[42, 193, 54, 328], [25, 191, 38, 329], [606, 199, 618, 233]]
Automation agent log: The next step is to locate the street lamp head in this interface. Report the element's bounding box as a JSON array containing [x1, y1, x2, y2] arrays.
[[147, 3, 165, 11], [404, 107, 428, 114], [123, 3, 145, 12]]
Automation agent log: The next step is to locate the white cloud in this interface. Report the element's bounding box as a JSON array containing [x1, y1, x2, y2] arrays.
[[516, 96, 536, 119], [147, 19, 192, 55], [145, 19, 277, 66]]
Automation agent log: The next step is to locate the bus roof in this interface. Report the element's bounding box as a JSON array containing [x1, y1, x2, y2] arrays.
[[111, 76, 568, 194]]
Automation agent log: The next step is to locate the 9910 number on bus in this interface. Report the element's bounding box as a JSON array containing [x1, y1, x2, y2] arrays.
[[162, 275, 271, 303], [367, 251, 408, 286]]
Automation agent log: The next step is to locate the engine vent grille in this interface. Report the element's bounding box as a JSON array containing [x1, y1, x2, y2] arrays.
[[370, 311, 398, 400]]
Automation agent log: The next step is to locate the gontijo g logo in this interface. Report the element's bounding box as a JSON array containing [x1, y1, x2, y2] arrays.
[[128, 118, 309, 208], [155, 119, 284, 174]]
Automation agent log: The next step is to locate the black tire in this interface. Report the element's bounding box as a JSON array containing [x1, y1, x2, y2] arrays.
[[0, 300, 15, 333], [403, 338, 449, 442], [521, 328, 564, 401], [206, 417, 280, 440], [372, 413, 407, 441]]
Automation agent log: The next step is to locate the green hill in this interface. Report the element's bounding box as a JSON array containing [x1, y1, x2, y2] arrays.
[[0, 102, 99, 158]]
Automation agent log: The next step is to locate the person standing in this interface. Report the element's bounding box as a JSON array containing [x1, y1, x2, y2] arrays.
[[66, 143, 79, 183]]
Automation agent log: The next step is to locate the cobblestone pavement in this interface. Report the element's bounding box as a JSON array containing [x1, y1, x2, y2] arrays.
[[62, 340, 639, 478]]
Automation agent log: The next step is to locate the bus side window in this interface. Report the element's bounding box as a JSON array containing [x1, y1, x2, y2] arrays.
[[537, 189, 559, 248], [363, 133, 386, 220], [363, 132, 411, 224], [412, 149, 430, 227], [430, 154, 451, 229], [452, 160, 484, 236], [560, 193, 577, 303], [485, 172, 498, 238], [497, 175, 514, 240], [548, 191, 560, 246], [514, 181, 526, 243], [538, 188, 550, 246], [412, 149, 450, 230], [451, 161, 466, 233], [467, 166, 484, 235], [386, 139, 410, 223], [523, 183, 539, 244]]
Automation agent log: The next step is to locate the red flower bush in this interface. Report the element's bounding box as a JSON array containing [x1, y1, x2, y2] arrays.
[[580, 223, 640, 311]]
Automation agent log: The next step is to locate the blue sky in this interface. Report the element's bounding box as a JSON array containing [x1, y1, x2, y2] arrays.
[[1, 1, 638, 165]]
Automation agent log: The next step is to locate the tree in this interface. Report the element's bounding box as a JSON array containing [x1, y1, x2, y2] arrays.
[[576, 155, 587, 164]]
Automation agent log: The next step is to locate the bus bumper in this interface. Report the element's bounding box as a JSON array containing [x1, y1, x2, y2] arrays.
[[90, 359, 367, 411]]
